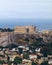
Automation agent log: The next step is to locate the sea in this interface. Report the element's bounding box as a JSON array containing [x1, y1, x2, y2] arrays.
[[0, 19, 52, 31]]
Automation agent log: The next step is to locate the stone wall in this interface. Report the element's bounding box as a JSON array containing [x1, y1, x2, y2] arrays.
[[14, 26, 36, 34]]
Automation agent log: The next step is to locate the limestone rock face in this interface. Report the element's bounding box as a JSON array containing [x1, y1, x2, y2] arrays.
[[0, 32, 14, 47]]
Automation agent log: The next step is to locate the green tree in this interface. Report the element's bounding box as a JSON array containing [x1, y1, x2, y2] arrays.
[[0, 46, 3, 49], [32, 61, 37, 65], [8, 61, 13, 65], [40, 61, 49, 65], [14, 57, 22, 65], [0, 60, 5, 64], [23, 53, 29, 59]]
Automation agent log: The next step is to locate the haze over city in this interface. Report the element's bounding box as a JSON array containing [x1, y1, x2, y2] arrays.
[[0, 0, 52, 30]]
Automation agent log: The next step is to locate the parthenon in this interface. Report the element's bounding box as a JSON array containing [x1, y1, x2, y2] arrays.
[[14, 26, 37, 34]]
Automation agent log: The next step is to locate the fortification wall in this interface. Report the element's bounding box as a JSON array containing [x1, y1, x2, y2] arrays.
[[14, 26, 36, 34]]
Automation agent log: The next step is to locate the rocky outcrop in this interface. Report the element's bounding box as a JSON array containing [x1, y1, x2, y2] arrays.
[[0, 31, 52, 47]]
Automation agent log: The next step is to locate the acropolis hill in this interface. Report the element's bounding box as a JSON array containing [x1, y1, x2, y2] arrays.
[[0, 26, 52, 47]]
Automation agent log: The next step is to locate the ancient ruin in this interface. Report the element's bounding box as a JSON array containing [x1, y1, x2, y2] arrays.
[[14, 26, 37, 34]]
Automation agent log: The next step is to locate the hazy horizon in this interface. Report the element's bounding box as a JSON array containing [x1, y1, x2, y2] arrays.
[[0, 19, 52, 30], [0, 0, 52, 30]]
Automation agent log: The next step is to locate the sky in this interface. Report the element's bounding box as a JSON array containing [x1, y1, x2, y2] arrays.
[[0, 0, 52, 19]]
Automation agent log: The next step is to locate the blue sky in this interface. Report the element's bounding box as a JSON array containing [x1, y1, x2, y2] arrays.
[[0, 0, 52, 19]]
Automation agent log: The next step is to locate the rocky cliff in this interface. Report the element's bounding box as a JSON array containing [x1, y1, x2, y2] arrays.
[[0, 31, 52, 47]]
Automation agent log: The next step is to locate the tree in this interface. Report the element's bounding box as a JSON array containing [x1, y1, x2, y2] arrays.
[[42, 47, 49, 57], [0, 60, 5, 64], [2, 28, 14, 32], [25, 37, 29, 42], [14, 57, 22, 65], [32, 61, 37, 65], [18, 48, 23, 54], [40, 61, 49, 65], [8, 61, 13, 65], [0, 46, 3, 49], [23, 53, 29, 59], [6, 44, 17, 50]]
